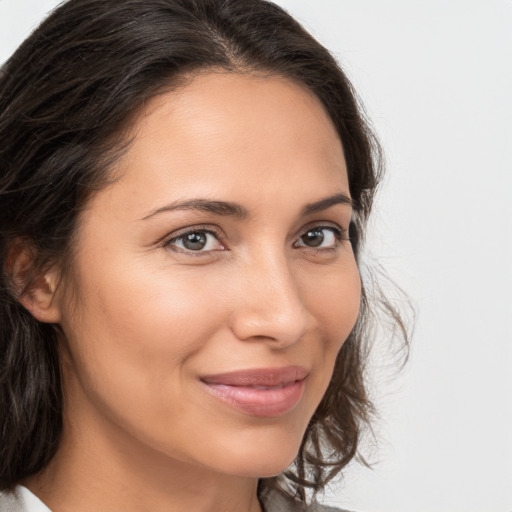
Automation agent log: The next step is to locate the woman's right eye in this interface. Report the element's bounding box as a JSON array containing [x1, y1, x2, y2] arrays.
[[165, 230, 224, 253]]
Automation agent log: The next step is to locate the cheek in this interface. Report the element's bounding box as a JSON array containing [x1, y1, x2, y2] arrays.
[[66, 256, 220, 353], [59, 250, 249, 412], [58, 259, 221, 411], [314, 279, 361, 428], [57, 261, 233, 460], [301, 257, 361, 397], [305, 257, 361, 343]]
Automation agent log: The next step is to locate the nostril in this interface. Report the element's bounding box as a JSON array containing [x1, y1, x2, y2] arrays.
[[229, 307, 308, 347]]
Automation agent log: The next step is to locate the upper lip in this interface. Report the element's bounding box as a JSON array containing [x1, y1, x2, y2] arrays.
[[200, 365, 308, 387]]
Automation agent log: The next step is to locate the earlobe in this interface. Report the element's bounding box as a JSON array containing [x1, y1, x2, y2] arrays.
[[5, 240, 62, 324]]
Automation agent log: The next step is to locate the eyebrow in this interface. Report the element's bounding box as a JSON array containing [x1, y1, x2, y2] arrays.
[[301, 193, 353, 216], [141, 192, 352, 221], [141, 199, 248, 220]]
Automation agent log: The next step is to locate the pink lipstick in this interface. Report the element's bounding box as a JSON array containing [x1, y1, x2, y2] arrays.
[[200, 366, 308, 417]]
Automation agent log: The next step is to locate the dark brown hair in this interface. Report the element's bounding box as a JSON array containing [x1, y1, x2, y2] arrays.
[[0, 0, 408, 503]]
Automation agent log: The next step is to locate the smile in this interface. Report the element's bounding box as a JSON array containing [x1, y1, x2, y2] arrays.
[[200, 366, 308, 417]]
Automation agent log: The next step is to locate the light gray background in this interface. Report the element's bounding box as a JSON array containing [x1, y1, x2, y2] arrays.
[[1, 1, 511, 511]]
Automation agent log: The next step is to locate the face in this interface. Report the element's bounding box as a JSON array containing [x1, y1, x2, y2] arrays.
[[55, 72, 361, 479]]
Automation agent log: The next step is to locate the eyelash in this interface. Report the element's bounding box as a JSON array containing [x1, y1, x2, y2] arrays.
[[163, 223, 349, 255]]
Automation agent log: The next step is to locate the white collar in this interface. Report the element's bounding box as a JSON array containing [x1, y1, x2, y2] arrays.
[[0, 486, 52, 512]]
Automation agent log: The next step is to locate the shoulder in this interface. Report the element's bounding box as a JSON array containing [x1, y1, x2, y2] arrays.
[[261, 488, 354, 512]]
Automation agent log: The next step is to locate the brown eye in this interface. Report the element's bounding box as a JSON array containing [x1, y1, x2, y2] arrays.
[[295, 226, 342, 249], [301, 229, 325, 247]]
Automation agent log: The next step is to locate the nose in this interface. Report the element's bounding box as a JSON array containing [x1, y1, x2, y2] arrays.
[[229, 251, 309, 348]]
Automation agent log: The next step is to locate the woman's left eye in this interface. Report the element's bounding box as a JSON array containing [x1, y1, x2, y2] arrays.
[[295, 226, 344, 249], [165, 230, 224, 252]]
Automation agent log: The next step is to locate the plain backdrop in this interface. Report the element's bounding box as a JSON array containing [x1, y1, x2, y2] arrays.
[[1, 1, 511, 511]]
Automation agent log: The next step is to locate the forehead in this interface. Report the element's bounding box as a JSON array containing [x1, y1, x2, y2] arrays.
[[89, 72, 348, 218]]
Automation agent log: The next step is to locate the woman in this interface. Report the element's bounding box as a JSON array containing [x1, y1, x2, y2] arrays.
[[0, 1, 406, 510]]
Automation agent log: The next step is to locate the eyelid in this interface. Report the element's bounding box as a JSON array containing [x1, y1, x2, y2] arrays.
[[296, 221, 348, 238]]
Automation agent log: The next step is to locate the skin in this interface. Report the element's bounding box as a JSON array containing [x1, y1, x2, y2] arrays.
[[23, 72, 361, 512]]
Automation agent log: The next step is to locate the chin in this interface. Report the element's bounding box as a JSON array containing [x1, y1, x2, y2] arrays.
[[226, 452, 299, 479], [206, 425, 306, 479]]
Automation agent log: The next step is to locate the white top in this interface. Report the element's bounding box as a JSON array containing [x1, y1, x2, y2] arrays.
[[0, 486, 51, 512], [0, 484, 347, 511]]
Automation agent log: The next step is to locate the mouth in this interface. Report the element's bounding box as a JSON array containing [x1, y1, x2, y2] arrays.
[[200, 366, 308, 417]]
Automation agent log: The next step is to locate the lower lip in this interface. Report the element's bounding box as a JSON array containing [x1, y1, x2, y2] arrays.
[[202, 379, 306, 417]]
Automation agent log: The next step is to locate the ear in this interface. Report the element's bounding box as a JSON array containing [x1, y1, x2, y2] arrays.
[[5, 239, 62, 324]]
